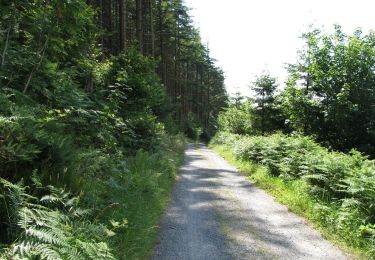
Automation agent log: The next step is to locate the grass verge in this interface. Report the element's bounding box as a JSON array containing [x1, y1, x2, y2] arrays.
[[103, 135, 186, 259], [210, 144, 365, 259]]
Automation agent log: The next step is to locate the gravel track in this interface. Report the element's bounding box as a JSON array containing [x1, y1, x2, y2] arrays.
[[152, 144, 349, 260]]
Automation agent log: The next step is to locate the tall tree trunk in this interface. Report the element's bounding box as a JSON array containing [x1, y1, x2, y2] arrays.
[[206, 68, 210, 130], [103, 0, 112, 54], [261, 92, 265, 135], [199, 67, 203, 126], [158, 0, 165, 84], [112, 0, 118, 54], [97, 0, 104, 55], [149, 0, 155, 56], [119, 0, 127, 51], [174, 13, 181, 122], [136, 0, 143, 52]]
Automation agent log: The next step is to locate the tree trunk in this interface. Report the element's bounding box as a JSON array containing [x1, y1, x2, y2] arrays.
[[149, 0, 155, 56], [158, 0, 165, 84], [206, 68, 210, 130], [119, 0, 127, 52], [136, 0, 143, 52], [103, 0, 112, 54]]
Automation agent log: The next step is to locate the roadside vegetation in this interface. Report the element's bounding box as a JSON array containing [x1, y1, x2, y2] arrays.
[[1, 135, 185, 259], [0, 1, 226, 259], [211, 26, 375, 259], [2, 0, 375, 258], [211, 133, 374, 258]]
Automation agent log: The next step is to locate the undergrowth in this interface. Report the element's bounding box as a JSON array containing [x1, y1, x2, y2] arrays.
[[102, 135, 185, 259], [211, 132, 375, 259], [0, 134, 185, 259], [0, 37, 187, 258], [0, 177, 115, 259]]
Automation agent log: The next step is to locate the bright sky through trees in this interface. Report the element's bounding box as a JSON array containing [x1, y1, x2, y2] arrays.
[[185, 0, 375, 97]]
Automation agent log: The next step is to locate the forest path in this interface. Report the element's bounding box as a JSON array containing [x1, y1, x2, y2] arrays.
[[152, 144, 348, 260]]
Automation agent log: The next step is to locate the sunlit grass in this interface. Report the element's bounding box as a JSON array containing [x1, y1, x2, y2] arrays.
[[106, 136, 186, 259]]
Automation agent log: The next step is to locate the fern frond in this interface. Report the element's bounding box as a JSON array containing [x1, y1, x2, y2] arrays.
[[1, 178, 115, 259], [60, 247, 84, 260], [76, 240, 116, 260], [25, 228, 66, 246], [34, 244, 61, 260], [301, 174, 329, 182]]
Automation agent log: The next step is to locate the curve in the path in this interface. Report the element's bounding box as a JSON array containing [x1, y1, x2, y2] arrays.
[[152, 144, 349, 260]]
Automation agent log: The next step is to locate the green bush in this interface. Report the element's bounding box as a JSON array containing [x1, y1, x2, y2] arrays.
[[0, 40, 180, 259], [91, 134, 186, 259], [0, 1, 189, 258], [217, 102, 253, 135]]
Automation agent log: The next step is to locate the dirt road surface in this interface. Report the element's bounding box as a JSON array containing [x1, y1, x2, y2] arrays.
[[152, 144, 348, 260]]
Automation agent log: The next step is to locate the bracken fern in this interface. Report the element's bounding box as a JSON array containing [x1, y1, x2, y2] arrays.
[[212, 131, 375, 257], [0, 178, 115, 260]]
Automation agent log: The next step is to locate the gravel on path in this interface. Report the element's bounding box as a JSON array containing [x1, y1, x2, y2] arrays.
[[152, 144, 349, 260]]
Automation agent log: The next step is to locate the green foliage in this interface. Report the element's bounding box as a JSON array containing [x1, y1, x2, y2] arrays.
[[0, 2, 182, 257], [284, 26, 375, 155], [0, 0, 220, 258], [89, 134, 186, 259], [250, 73, 285, 134], [0, 178, 115, 260], [0, 100, 77, 186], [102, 48, 167, 116], [184, 112, 203, 141], [212, 131, 375, 257], [210, 144, 364, 258], [217, 90, 285, 136], [0, 1, 97, 97], [217, 101, 253, 135], [94, 48, 169, 152], [217, 73, 286, 137]]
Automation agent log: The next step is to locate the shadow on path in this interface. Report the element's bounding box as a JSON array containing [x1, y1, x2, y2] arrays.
[[152, 145, 348, 260]]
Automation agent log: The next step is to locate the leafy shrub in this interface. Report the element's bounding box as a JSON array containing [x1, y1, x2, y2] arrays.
[[101, 48, 167, 118], [0, 1, 188, 258], [217, 102, 253, 135], [92, 134, 186, 259], [210, 131, 241, 147], [0, 42, 180, 260], [183, 112, 203, 141]]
